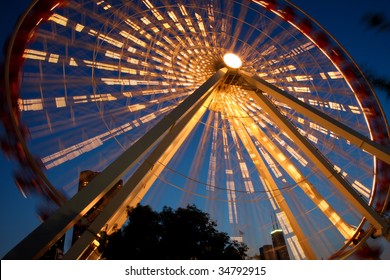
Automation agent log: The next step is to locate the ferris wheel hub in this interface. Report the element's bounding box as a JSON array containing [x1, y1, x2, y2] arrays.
[[223, 53, 242, 69]]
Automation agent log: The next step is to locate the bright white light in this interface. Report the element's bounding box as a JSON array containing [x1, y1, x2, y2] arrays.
[[223, 53, 242, 69]]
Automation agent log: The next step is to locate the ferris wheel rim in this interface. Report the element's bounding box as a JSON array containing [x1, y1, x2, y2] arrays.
[[2, 0, 389, 259]]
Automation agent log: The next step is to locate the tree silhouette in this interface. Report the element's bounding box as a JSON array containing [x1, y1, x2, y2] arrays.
[[101, 204, 248, 260], [364, 70, 390, 99], [361, 12, 390, 98], [362, 13, 390, 33]]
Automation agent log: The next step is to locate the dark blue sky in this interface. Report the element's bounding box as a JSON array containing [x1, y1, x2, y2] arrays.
[[0, 0, 389, 259]]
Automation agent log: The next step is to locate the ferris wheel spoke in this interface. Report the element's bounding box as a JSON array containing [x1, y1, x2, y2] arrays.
[[39, 102, 180, 169], [226, 104, 315, 259], [218, 91, 313, 256], [226, 95, 356, 240], [218, 116, 238, 225], [45, 9, 195, 73], [223, 96, 257, 196], [277, 93, 369, 131], [206, 111, 219, 192]]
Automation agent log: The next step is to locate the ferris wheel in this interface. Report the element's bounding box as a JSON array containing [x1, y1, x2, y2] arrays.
[[1, 0, 390, 259]]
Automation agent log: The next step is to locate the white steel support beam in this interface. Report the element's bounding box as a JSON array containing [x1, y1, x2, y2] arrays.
[[4, 68, 228, 260], [64, 94, 214, 259], [240, 71, 390, 165], [240, 74, 390, 240]]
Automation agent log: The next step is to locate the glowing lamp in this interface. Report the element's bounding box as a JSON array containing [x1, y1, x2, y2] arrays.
[[223, 53, 242, 69]]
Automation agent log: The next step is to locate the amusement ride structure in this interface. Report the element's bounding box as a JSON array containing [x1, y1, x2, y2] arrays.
[[1, 0, 390, 259]]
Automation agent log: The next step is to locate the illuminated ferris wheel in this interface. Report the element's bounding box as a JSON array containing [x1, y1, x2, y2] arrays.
[[1, 0, 390, 259]]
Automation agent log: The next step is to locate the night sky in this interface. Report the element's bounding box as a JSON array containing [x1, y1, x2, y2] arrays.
[[1, 0, 389, 259]]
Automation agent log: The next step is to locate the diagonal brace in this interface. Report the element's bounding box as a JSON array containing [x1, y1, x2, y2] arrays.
[[240, 72, 390, 241], [63, 93, 214, 259], [240, 71, 390, 165]]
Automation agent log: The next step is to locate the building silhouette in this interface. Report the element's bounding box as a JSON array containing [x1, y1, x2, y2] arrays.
[[72, 170, 123, 259], [271, 229, 290, 260], [259, 244, 276, 260], [259, 213, 291, 260]]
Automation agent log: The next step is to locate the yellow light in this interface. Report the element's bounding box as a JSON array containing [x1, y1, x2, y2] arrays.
[[223, 53, 242, 69], [92, 239, 100, 247]]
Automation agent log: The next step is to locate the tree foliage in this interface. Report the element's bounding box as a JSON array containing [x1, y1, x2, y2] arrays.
[[100, 204, 248, 260], [365, 70, 390, 99], [362, 12, 390, 33], [361, 12, 390, 98]]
